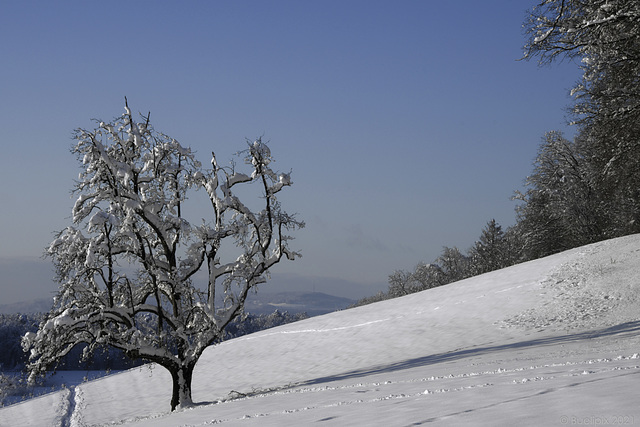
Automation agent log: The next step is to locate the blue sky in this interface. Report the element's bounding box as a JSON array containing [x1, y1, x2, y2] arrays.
[[0, 1, 580, 304]]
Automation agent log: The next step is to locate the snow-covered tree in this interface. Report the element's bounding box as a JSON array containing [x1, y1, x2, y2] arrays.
[[22, 101, 304, 411], [468, 219, 507, 275], [523, 0, 640, 124], [523, 0, 640, 237], [0, 314, 41, 370], [434, 246, 470, 284], [385, 247, 471, 300], [513, 131, 607, 258], [387, 266, 429, 297]]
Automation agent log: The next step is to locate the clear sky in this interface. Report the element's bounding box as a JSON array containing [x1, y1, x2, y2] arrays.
[[0, 0, 580, 304]]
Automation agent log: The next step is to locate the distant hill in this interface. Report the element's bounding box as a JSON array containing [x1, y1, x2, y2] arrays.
[[244, 291, 355, 316], [0, 298, 52, 314], [0, 293, 354, 317]]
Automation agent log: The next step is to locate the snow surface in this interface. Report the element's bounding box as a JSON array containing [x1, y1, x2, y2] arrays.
[[2, 235, 640, 426]]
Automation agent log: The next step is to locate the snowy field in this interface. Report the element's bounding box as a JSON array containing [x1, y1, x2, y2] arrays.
[[2, 235, 640, 426]]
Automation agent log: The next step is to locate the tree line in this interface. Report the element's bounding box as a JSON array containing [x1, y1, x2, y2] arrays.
[[351, 219, 521, 307], [355, 0, 640, 306], [1, 310, 307, 373]]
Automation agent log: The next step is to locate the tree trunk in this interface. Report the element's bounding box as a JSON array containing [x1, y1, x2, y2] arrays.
[[170, 363, 195, 411]]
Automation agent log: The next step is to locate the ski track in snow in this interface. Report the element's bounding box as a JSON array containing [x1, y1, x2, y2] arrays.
[[239, 318, 393, 340], [57, 385, 84, 427], [53, 389, 72, 427], [59, 387, 74, 427], [69, 386, 84, 427], [164, 351, 640, 426]]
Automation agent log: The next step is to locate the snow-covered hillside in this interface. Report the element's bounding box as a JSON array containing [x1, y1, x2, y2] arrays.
[[2, 235, 640, 426]]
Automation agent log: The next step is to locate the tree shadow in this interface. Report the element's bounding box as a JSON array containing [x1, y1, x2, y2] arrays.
[[297, 320, 640, 387]]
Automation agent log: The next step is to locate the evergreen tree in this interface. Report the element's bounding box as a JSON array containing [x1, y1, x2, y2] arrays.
[[468, 219, 506, 275]]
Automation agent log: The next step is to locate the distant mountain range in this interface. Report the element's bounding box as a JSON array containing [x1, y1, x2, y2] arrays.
[[244, 291, 355, 316], [0, 292, 356, 317], [0, 298, 53, 314]]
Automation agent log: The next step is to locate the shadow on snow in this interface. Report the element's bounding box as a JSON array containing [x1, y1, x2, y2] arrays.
[[297, 320, 640, 387]]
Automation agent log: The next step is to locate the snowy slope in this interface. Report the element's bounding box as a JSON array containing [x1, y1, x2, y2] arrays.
[[2, 235, 640, 426]]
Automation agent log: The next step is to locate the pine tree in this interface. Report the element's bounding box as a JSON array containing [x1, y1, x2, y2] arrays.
[[469, 220, 506, 275]]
